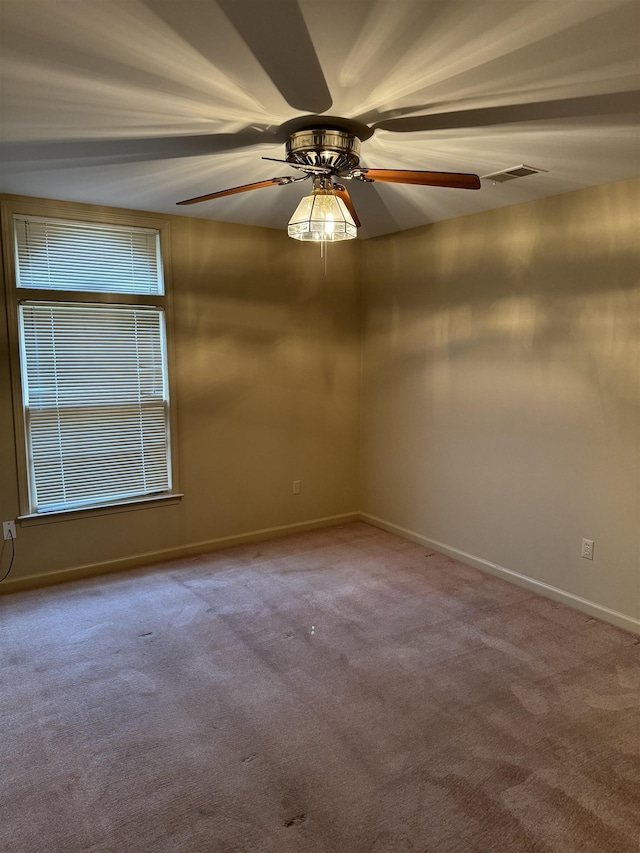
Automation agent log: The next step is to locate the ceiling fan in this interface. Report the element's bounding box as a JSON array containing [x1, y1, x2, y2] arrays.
[[176, 115, 481, 240]]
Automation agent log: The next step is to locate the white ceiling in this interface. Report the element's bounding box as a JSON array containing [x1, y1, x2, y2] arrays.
[[1, 0, 639, 239]]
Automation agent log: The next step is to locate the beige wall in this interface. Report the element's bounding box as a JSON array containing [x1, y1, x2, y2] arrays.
[[361, 179, 640, 628], [0, 196, 362, 586]]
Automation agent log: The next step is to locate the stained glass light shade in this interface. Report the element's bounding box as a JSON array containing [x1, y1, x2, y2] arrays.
[[288, 191, 357, 241]]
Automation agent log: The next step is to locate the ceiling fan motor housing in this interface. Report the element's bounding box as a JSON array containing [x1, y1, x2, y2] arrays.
[[286, 129, 361, 172]]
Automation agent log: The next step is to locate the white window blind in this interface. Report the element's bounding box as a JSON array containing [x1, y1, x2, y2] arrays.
[[19, 303, 171, 513], [14, 215, 163, 295]]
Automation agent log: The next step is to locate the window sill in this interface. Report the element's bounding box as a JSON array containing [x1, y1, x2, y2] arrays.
[[18, 492, 184, 527]]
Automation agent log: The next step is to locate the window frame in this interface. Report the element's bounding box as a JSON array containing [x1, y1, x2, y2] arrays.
[[1, 198, 181, 523]]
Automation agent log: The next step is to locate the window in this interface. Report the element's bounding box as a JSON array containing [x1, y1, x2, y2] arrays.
[[6, 210, 175, 516]]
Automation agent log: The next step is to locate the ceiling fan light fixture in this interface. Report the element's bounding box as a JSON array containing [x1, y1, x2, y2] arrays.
[[287, 184, 357, 242]]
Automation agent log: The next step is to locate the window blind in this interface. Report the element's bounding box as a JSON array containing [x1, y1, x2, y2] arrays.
[[20, 303, 171, 513], [14, 215, 163, 295]]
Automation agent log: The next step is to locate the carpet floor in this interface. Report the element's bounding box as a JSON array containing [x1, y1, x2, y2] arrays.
[[1, 521, 638, 852]]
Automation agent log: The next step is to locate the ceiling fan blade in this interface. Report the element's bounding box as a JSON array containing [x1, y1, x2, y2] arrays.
[[333, 185, 362, 228], [218, 0, 332, 113], [357, 169, 481, 190], [372, 90, 640, 134], [176, 177, 299, 205], [0, 127, 277, 170]]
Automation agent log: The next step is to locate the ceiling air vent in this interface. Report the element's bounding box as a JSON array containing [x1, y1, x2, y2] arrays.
[[482, 164, 548, 183]]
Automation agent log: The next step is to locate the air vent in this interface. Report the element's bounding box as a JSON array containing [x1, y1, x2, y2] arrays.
[[482, 164, 548, 183]]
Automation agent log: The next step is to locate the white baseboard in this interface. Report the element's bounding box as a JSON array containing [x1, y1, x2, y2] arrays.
[[360, 513, 640, 635], [0, 512, 360, 593]]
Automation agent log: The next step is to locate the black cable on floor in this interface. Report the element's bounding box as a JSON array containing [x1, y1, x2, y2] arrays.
[[0, 531, 15, 583]]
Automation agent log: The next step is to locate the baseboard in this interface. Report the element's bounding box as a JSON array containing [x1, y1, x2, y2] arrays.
[[0, 512, 360, 594], [360, 513, 640, 635]]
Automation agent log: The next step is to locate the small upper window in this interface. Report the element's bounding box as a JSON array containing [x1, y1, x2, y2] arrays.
[[14, 215, 163, 295]]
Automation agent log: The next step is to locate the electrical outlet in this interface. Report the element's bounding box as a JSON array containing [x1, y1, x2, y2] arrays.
[[581, 538, 594, 560], [3, 521, 16, 541], [292, 480, 301, 496]]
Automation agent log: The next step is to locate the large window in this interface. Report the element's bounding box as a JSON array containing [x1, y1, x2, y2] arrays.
[[6, 210, 175, 516]]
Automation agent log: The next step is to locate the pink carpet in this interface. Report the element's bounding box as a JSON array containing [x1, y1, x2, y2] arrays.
[[2, 522, 638, 852]]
